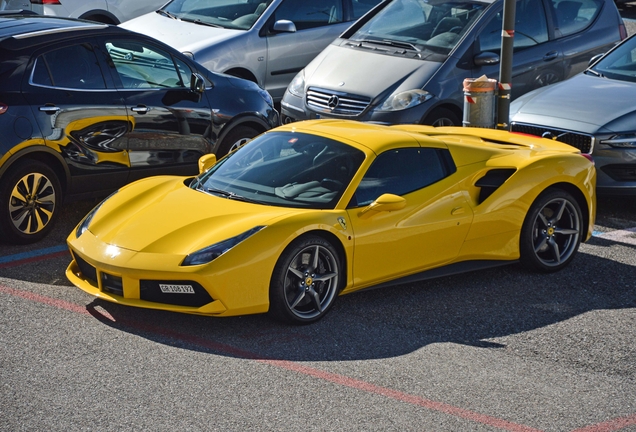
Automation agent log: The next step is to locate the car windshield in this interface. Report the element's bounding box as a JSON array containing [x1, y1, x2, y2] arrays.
[[161, 0, 271, 30], [590, 36, 636, 83], [191, 132, 366, 209], [349, 0, 489, 55]]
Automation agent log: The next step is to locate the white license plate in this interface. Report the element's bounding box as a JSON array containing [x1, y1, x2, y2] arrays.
[[159, 284, 195, 294]]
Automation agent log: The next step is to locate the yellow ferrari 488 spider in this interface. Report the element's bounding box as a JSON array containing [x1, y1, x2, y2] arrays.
[[66, 120, 596, 324]]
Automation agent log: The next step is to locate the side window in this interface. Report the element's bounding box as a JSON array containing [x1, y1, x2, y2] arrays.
[[174, 57, 193, 89], [105, 39, 185, 89], [351, 0, 383, 20], [350, 147, 451, 207], [478, 0, 548, 52], [551, 0, 603, 37], [32, 43, 106, 89], [274, 0, 344, 30]]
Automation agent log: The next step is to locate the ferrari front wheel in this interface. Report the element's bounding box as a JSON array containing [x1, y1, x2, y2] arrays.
[[520, 189, 583, 273], [269, 235, 341, 324]]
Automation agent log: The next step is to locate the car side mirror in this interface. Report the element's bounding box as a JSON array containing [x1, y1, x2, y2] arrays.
[[474, 51, 500, 66], [359, 193, 406, 217], [190, 73, 206, 94], [198, 154, 217, 174], [588, 53, 604, 67], [272, 19, 296, 33]]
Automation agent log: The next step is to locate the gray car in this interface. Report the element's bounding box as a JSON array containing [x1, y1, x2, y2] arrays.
[[281, 0, 626, 126], [510, 34, 636, 195], [121, 0, 383, 102]]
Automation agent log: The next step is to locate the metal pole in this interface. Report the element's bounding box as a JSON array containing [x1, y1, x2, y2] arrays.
[[496, 0, 516, 130]]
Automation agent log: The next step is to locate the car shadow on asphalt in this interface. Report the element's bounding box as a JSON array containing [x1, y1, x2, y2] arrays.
[[81, 244, 636, 373]]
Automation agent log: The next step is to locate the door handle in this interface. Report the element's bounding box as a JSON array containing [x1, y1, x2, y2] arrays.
[[543, 51, 558, 61], [39, 105, 60, 115], [131, 105, 150, 114]]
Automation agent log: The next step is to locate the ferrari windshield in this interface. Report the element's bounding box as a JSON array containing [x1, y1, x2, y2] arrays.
[[191, 132, 366, 209], [350, 0, 488, 54], [589, 36, 636, 83], [161, 0, 271, 30]]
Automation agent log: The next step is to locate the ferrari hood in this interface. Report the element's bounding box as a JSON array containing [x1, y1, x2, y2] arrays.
[[120, 12, 242, 55], [510, 73, 636, 133], [86, 177, 294, 255], [304, 43, 442, 98]]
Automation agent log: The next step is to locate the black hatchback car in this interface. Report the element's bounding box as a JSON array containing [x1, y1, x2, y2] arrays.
[[0, 13, 279, 244]]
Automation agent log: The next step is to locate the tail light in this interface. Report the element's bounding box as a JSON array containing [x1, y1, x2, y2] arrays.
[[30, 0, 62, 4], [0, 103, 7, 115]]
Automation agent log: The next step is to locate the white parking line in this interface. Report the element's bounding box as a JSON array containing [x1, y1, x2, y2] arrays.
[[593, 227, 636, 246]]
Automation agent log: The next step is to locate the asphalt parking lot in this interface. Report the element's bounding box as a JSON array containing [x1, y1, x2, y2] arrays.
[[2, 16, 636, 432]]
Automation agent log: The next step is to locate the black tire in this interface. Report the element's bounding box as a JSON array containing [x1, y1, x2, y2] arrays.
[[269, 235, 342, 325], [519, 189, 583, 273], [422, 107, 461, 126], [0, 160, 62, 244], [217, 125, 260, 157]]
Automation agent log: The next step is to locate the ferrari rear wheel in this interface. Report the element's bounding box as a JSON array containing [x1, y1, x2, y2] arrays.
[[520, 189, 582, 272], [269, 235, 341, 324]]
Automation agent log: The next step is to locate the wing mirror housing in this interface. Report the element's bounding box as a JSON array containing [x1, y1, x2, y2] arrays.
[[190, 73, 206, 94], [272, 19, 296, 33], [474, 51, 500, 66], [359, 193, 407, 217], [198, 154, 217, 174]]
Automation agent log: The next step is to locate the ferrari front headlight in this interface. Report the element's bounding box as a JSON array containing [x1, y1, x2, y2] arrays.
[[181, 226, 266, 266], [75, 191, 118, 238], [379, 89, 432, 112]]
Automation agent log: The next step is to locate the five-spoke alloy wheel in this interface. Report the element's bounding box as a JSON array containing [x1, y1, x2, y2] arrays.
[[520, 189, 583, 272], [269, 235, 342, 324]]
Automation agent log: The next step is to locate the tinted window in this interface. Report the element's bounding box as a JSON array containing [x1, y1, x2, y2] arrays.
[[592, 37, 636, 82], [478, 0, 548, 52], [32, 43, 106, 89], [552, 0, 603, 37], [274, 0, 344, 29], [105, 40, 185, 89], [351, 147, 450, 207]]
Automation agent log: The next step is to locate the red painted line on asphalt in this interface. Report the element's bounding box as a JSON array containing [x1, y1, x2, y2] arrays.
[[2, 283, 634, 432], [571, 414, 636, 432], [0, 250, 69, 269]]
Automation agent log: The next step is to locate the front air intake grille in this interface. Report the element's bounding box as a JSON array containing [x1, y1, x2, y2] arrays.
[[140, 280, 213, 307], [307, 87, 370, 116], [511, 123, 594, 154], [601, 164, 636, 182], [73, 253, 98, 286], [101, 272, 123, 296]]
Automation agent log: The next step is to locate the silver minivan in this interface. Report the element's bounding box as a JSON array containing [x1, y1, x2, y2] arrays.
[[281, 0, 626, 126], [122, 0, 383, 102]]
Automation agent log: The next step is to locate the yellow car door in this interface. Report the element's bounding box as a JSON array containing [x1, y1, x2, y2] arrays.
[[344, 147, 474, 290]]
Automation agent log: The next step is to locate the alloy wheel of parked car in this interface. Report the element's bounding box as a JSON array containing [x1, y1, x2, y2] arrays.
[[423, 108, 461, 127], [269, 235, 341, 324], [218, 125, 260, 156], [0, 161, 61, 244], [520, 189, 583, 272]]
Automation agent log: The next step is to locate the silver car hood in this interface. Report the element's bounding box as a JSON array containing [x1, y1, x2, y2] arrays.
[[120, 11, 241, 55], [510, 73, 636, 134], [304, 43, 442, 98]]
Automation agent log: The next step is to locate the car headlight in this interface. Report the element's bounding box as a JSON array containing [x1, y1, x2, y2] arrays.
[[287, 72, 305, 98], [75, 191, 118, 238], [379, 89, 432, 112], [181, 226, 266, 266], [600, 134, 636, 148]]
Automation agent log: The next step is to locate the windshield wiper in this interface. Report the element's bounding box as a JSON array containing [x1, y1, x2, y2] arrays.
[[181, 17, 223, 28], [361, 39, 421, 52], [204, 186, 258, 203], [585, 69, 605, 78], [156, 9, 178, 19]]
